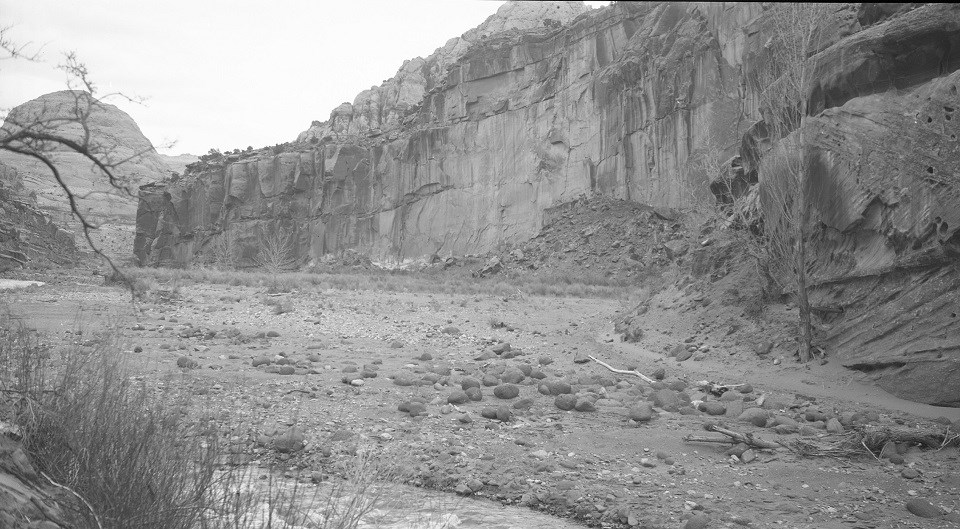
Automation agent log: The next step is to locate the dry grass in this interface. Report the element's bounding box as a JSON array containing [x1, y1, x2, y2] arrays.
[[0, 314, 219, 529], [0, 310, 425, 529], [121, 264, 634, 300]]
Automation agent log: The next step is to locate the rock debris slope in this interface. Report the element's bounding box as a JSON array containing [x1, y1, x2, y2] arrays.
[[135, 2, 960, 406]]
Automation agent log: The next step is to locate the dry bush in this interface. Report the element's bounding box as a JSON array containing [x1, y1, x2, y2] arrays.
[[0, 316, 219, 529], [256, 229, 298, 274], [212, 230, 240, 271], [0, 312, 434, 529]]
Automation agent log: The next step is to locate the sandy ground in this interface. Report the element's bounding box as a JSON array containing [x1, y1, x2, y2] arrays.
[[2, 268, 959, 529]]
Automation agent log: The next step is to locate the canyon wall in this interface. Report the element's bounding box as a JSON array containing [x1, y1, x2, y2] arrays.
[[135, 2, 960, 405], [136, 1, 765, 266]]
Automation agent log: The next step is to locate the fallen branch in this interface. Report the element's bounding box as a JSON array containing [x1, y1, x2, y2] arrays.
[[683, 423, 781, 451], [587, 356, 654, 384], [41, 471, 103, 529]]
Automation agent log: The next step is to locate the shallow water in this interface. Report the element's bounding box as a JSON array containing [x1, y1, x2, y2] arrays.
[[0, 279, 44, 290], [221, 474, 586, 529], [358, 486, 586, 529]]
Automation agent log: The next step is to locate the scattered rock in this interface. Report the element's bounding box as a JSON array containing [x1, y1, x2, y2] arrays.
[[465, 387, 483, 401], [461, 377, 481, 390], [441, 326, 461, 336], [555, 394, 577, 411], [500, 368, 525, 384], [512, 398, 534, 410], [176, 356, 198, 369], [546, 380, 573, 395], [901, 468, 920, 480], [574, 398, 597, 412], [273, 427, 305, 453], [905, 498, 943, 518], [684, 514, 711, 529], [826, 418, 844, 433], [628, 403, 654, 422], [493, 384, 520, 399], [698, 402, 727, 416], [447, 391, 469, 405], [739, 408, 770, 427], [652, 389, 681, 412]]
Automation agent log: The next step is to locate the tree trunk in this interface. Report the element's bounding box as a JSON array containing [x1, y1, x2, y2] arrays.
[[796, 240, 813, 362]]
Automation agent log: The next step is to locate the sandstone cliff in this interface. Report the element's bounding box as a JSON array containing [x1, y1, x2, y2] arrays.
[[135, 2, 960, 405], [0, 162, 76, 271], [1, 90, 175, 227]]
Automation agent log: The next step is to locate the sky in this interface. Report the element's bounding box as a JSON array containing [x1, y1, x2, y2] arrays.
[[1, 1, 608, 155]]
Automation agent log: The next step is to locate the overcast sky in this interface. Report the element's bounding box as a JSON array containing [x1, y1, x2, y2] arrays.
[[1, 1, 607, 155]]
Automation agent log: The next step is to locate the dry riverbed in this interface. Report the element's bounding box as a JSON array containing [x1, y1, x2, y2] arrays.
[[3, 267, 960, 529]]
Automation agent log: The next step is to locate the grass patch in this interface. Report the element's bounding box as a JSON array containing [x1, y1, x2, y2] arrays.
[[121, 264, 638, 299]]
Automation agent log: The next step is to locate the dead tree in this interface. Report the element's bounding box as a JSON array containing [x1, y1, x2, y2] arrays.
[[754, 4, 834, 362]]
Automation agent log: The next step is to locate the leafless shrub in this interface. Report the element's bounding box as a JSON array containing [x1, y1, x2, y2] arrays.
[[256, 229, 297, 274], [212, 230, 239, 271]]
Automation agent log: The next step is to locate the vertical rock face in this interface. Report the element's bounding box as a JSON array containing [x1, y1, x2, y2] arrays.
[[803, 68, 960, 408], [136, 3, 960, 404], [0, 162, 77, 270], [136, 1, 760, 265]]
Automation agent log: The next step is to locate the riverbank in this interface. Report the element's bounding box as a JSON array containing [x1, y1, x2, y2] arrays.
[[2, 266, 958, 528]]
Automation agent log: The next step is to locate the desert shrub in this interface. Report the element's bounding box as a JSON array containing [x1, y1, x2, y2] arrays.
[[213, 231, 240, 271], [102, 267, 153, 298], [0, 312, 420, 529], [0, 317, 219, 529]]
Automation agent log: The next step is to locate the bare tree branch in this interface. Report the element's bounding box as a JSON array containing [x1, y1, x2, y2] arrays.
[[0, 29, 153, 296]]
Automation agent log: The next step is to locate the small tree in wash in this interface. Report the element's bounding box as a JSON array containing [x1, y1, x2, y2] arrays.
[[754, 3, 834, 362]]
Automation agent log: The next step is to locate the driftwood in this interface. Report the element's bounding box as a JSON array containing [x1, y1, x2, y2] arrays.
[[587, 356, 654, 384], [683, 423, 782, 451], [785, 424, 960, 459]]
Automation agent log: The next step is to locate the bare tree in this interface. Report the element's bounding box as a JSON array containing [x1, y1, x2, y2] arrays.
[[256, 228, 297, 274], [755, 3, 834, 362], [0, 25, 155, 277], [211, 230, 239, 271]]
